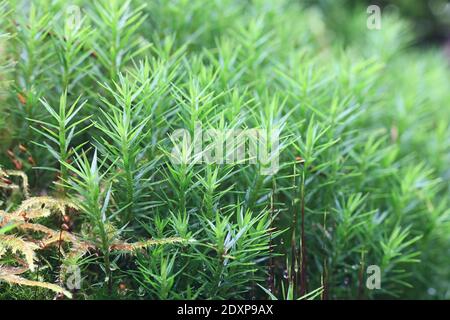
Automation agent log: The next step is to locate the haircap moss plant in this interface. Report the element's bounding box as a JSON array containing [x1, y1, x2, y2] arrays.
[[0, 0, 449, 300]]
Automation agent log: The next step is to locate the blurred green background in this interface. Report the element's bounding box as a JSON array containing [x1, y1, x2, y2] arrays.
[[308, 0, 450, 45]]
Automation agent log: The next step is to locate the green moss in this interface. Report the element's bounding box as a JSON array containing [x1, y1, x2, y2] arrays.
[[0, 0, 448, 300]]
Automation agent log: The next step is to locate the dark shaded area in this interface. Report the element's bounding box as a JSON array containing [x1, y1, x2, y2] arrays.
[[367, 0, 450, 44]]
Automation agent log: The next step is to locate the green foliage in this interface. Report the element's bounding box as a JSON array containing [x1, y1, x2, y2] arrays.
[[30, 91, 91, 188], [62, 149, 116, 289], [0, 0, 449, 300]]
